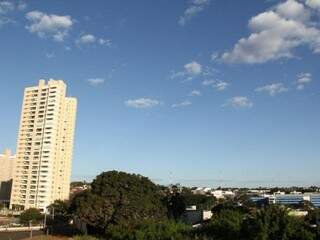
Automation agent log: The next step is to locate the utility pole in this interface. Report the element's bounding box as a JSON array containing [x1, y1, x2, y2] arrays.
[[44, 210, 47, 228], [29, 220, 33, 239]]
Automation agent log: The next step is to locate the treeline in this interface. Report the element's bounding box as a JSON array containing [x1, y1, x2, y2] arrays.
[[19, 171, 320, 239], [69, 171, 320, 239]]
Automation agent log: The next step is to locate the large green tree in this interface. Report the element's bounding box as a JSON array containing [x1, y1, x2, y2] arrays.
[[19, 208, 43, 225], [71, 171, 167, 232], [47, 200, 70, 216]]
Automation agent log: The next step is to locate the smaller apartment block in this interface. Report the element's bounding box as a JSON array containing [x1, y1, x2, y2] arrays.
[[0, 149, 15, 204]]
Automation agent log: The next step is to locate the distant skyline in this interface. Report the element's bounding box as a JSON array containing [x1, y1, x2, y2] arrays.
[[0, 0, 319, 187]]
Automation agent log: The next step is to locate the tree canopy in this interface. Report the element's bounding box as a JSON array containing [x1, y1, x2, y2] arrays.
[[48, 200, 69, 215], [71, 171, 167, 232], [19, 208, 43, 225]]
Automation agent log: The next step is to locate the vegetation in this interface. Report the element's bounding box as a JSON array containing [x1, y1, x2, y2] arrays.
[[47, 200, 70, 216], [70, 171, 167, 234], [66, 171, 320, 239], [164, 185, 215, 220], [104, 220, 192, 240], [19, 208, 43, 225]]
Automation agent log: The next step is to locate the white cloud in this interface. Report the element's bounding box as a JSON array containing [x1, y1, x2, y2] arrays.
[[255, 83, 288, 96], [179, 0, 210, 26], [202, 79, 229, 91], [223, 96, 253, 108], [222, 0, 320, 64], [276, 0, 310, 22], [184, 61, 202, 75], [296, 72, 312, 90], [170, 61, 202, 81], [25, 11, 74, 42], [125, 98, 161, 109], [189, 90, 202, 96], [87, 78, 105, 86], [214, 81, 229, 91], [76, 34, 96, 44], [306, 0, 320, 10], [202, 79, 215, 86], [172, 100, 192, 108], [76, 34, 112, 47], [98, 38, 112, 46]]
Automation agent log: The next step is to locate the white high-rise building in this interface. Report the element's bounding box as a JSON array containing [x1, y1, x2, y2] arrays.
[[10, 79, 77, 211]]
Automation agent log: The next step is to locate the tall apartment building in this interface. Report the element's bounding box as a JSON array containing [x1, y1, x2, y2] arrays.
[[10, 79, 77, 212], [0, 149, 15, 204]]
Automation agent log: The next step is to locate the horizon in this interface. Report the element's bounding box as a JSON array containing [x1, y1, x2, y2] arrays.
[[1, 0, 320, 188]]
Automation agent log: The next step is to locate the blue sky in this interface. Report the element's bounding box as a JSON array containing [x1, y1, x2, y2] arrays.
[[0, 0, 320, 187]]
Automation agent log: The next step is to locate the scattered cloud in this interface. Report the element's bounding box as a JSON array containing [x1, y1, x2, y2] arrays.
[[0, 1, 14, 26], [76, 34, 111, 46], [0, 1, 14, 14], [125, 98, 161, 109], [172, 100, 192, 108], [214, 81, 229, 91], [170, 61, 202, 81], [223, 96, 253, 108], [189, 90, 202, 96], [222, 0, 320, 63], [45, 52, 55, 59], [179, 0, 210, 26], [202, 79, 215, 86], [17, 1, 27, 11], [185, 61, 202, 75], [202, 66, 218, 76], [77, 34, 96, 44], [98, 38, 112, 46], [211, 52, 219, 61], [87, 78, 105, 86], [255, 83, 288, 95], [202, 79, 229, 91], [25, 11, 74, 42], [296, 72, 312, 90]]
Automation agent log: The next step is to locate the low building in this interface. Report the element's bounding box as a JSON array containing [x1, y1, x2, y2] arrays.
[[250, 193, 320, 208], [211, 189, 235, 199], [0, 149, 15, 205], [182, 206, 213, 225]]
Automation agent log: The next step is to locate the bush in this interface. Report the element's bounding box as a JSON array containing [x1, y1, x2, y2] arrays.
[[19, 208, 43, 225], [105, 221, 192, 240]]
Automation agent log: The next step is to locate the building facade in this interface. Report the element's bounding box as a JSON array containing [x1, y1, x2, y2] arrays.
[[0, 149, 15, 204], [10, 79, 77, 212], [251, 193, 320, 208]]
